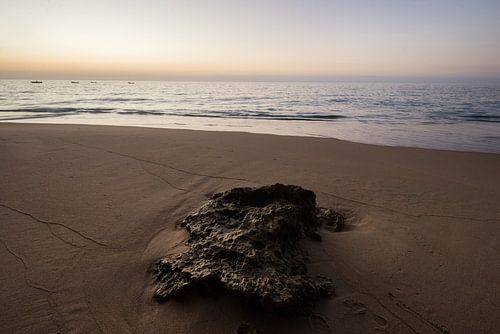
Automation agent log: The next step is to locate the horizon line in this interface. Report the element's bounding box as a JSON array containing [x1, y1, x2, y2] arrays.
[[2, 74, 500, 84]]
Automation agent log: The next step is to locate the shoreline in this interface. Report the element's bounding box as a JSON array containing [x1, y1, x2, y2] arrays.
[[2, 79, 500, 154], [1, 123, 499, 333], [2, 120, 500, 155]]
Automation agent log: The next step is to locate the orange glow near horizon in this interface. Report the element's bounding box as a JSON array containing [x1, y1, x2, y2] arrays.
[[1, 1, 499, 80]]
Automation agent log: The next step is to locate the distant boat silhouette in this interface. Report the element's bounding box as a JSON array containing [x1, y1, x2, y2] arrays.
[[71, 81, 79, 83], [128, 81, 135, 84], [90, 81, 97, 83], [30, 80, 42, 84]]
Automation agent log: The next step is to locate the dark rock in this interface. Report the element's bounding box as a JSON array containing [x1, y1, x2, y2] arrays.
[[317, 208, 344, 232], [152, 183, 344, 314]]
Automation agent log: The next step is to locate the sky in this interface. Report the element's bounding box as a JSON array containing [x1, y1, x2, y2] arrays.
[[1, 0, 499, 80]]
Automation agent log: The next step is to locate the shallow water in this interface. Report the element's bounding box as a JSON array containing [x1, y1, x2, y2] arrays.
[[1, 80, 499, 153]]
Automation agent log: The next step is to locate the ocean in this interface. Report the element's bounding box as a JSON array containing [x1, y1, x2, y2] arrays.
[[1, 80, 499, 153]]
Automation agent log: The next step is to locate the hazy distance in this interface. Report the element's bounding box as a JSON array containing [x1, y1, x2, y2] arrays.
[[1, 0, 499, 81]]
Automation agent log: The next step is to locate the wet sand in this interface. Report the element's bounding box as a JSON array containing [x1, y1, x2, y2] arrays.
[[0, 123, 499, 333]]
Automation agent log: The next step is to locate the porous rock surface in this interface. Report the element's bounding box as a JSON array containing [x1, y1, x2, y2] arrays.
[[153, 183, 344, 313]]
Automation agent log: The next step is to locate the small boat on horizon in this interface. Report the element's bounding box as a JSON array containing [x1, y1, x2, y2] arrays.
[[128, 81, 135, 84], [90, 81, 97, 83], [30, 80, 42, 84], [71, 81, 79, 84]]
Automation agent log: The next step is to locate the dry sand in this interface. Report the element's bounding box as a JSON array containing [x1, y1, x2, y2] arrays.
[[0, 123, 499, 333]]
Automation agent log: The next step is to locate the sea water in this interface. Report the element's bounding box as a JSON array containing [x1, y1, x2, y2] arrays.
[[1, 80, 499, 153]]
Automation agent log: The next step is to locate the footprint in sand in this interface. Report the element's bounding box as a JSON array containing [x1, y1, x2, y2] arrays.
[[343, 299, 367, 315], [236, 323, 259, 334], [343, 299, 388, 329], [308, 314, 331, 333], [372, 314, 388, 329]]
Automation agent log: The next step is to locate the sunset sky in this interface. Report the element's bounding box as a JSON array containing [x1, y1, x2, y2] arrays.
[[1, 0, 499, 80]]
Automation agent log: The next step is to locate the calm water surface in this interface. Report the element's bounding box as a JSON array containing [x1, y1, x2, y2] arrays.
[[1, 80, 499, 153]]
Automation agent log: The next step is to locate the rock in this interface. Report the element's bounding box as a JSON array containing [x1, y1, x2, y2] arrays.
[[152, 183, 344, 314], [317, 208, 344, 232]]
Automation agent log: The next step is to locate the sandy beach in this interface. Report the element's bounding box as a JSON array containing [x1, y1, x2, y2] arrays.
[[1, 123, 499, 333]]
